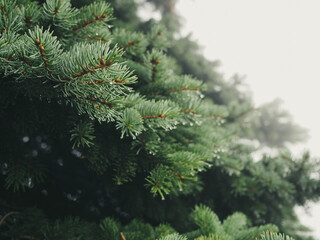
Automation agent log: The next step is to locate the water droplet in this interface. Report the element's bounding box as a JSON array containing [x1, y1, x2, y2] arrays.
[[41, 142, 48, 149], [161, 196, 165, 200], [41, 189, 48, 196], [57, 158, 64, 166], [22, 136, 29, 143], [71, 149, 82, 158], [32, 150, 38, 157], [27, 178, 34, 188]]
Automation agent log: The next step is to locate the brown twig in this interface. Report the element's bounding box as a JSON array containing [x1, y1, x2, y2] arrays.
[[150, 58, 161, 82], [72, 14, 108, 31], [34, 39, 49, 69], [0, 211, 19, 226], [0, 4, 8, 19], [71, 58, 112, 78], [122, 40, 137, 48], [181, 110, 197, 114], [141, 113, 166, 119], [54, 6, 60, 17], [84, 96, 114, 108], [19, 56, 32, 66], [120, 232, 126, 240]]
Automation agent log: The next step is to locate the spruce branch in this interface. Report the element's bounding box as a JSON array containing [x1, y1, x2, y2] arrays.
[[72, 1, 113, 32], [17, 236, 39, 240], [70, 120, 95, 148], [43, 0, 78, 32]]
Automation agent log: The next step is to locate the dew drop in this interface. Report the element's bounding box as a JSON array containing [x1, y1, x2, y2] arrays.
[[41, 189, 48, 196], [41, 142, 48, 149], [27, 178, 34, 188], [32, 150, 38, 157], [57, 158, 64, 166], [22, 136, 29, 143]]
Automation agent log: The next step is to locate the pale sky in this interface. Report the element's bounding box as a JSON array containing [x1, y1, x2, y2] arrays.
[[175, 0, 320, 238]]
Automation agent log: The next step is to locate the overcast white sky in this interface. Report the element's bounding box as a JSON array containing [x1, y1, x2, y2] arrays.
[[175, 0, 320, 238]]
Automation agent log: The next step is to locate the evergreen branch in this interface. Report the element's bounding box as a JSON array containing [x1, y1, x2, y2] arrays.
[[141, 113, 166, 119], [23, 16, 33, 24], [181, 110, 197, 114], [222, 164, 243, 172], [147, 31, 162, 49], [232, 107, 258, 120], [72, 14, 108, 31], [19, 55, 32, 66], [43, 0, 78, 31], [151, 58, 161, 82], [71, 58, 112, 78], [169, 87, 200, 93], [34, 38, 49, 69], [147, 25, 167, 50], [53, 5, 60, 17], [73, 78, 125, 85], [17, 1, 40, 29], [0, 4, 9, 19], [83, 96, 114, 108], [78, 35, 108, 42], [0, 211, 19, 225], [122, 40, 138, 49], [70, 120, 95, 148], [258, 231, 294, 240], [169, 170, 185, 180], [18, 236, 39, 240], [2, 26, 9, 34], [152, 87, 200, 95], [207, 114, 222, 118]]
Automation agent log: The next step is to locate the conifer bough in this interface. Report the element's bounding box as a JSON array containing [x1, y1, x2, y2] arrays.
[[0, 0, 315, 239]]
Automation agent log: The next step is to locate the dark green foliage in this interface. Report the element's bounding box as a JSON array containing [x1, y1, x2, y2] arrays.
[[0, 0, 318, 240]]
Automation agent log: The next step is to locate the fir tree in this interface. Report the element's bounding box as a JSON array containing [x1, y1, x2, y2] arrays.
[[0, 0, 319, 239]]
